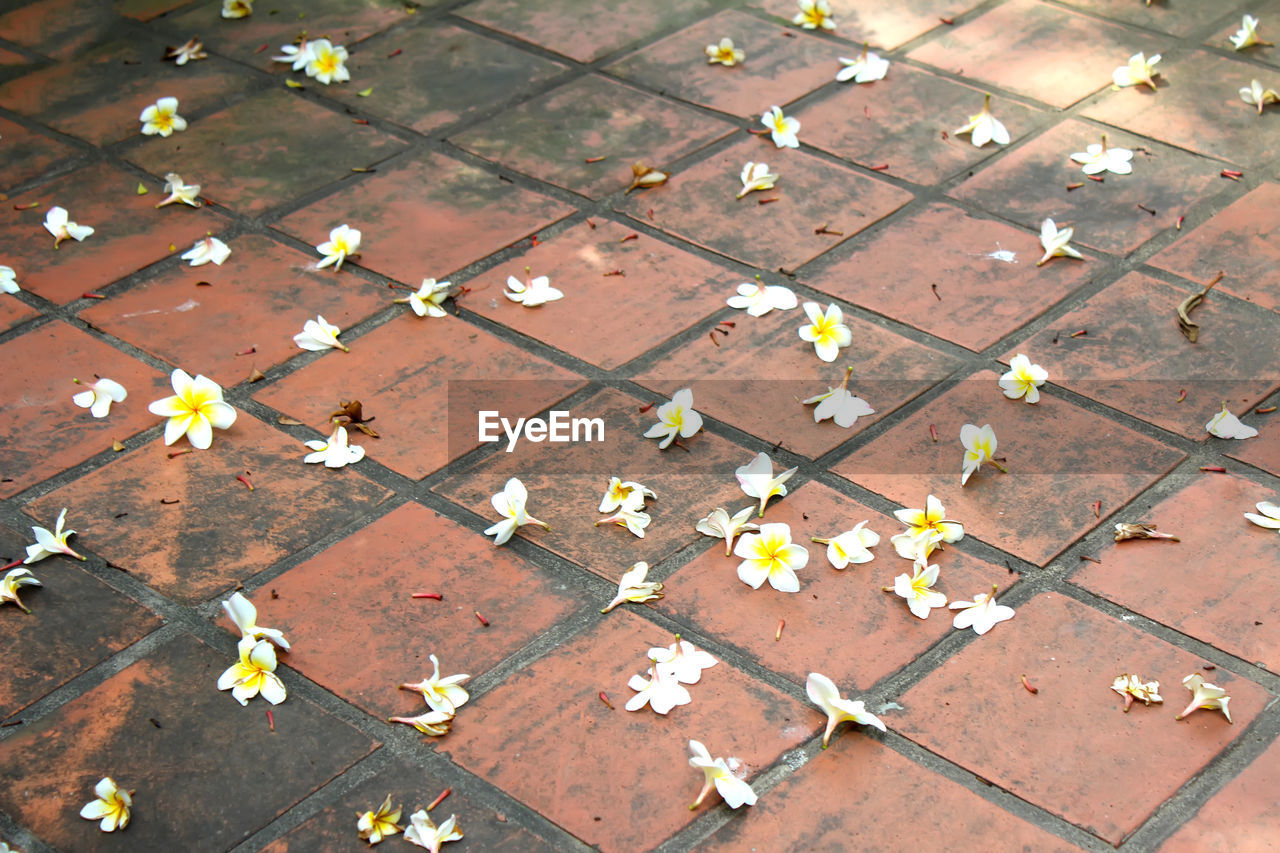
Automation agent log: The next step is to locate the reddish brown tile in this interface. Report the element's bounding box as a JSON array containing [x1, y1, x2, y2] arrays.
[[750, 0, 984, 49], [80, 233, 388, 390], [116, 0, 194, 21], [0, 293, 39, 334], [1062, 0, 1247, 36], [441, 611, 817, 852], [451, 75, 735, 200], [833, 370, 1185, 565], [26, 414, 392, 603], [254, 312, 585, 480], [0, 321, 172, 498], [1006, 271, 1280, 440], [461, 219, 733, 369], [0, 0, 123, 60], [249, 503, 583, 720], [1227, 410, 1280, 476], [1207, 2, 1280, 68], [1160, 735, 1280, 853], [950, 119, 1224, 256], [0, 162, 225, 305], [1149, 182, 1280, 315], [274, 152, 574, 285], [897, 592, 1270, 844], [605, 10, 833, 118], [908, 0, 1167, 109], [0, 116, 80, 193], [125, 89, 407, 216], [615, 136, 913, 270], [636, 301, 961, 459], [0, 633, 378, 852]]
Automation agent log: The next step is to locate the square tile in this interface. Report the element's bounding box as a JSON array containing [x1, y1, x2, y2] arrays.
[[0, 162, 226, 304], [806, 202, 1096, 351], [896, 592, 1270, 844], [0, 320, 172, 498], [1060, 0, 1247, 36], [125, 89, 407, 216], [749, 0, 985, 49], [79, 233, 389, 390], [1207, 2, 1280, 67], [254, 312, 585, 480], [1161, 735, 1280, 853], [451, 75, 735, 200], [0, 633, 378, 852], [26, 414, 393, 603], [440, 611, 816, 852], [274, 152, 574, 285], [908, 0, 1168, 109], [0, 115, 80, 193], [614, 135, 913, 270], [950, 119, 1224, 256], [1005, 271, 1280, 440], [832, 370, 1186, 566], [635, 301, 962, 459], [460, 219, 733, 369]]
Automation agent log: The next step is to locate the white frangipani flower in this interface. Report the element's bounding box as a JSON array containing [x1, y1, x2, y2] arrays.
[[356, 794, 403, 845], [1205, 403, 1257, 439], [799, 302, 852, 363], [949, 585, 1015, 635], [688, 740, 757, 809], [395, 278, 451, 317], [695, 506, 760, 555], [705, 37, 745, 66], [626, 661, 691, 714], [72, 377, 127, 418], [139, 96, 187, 137], [165, 37, 207, 65], [601, 561, 663, 613], [1245, 500, 1280, 531], [181, 235, 231, 266], [1037, 218, 1084, 266], [1112, 52, 1160, 90], [891, 495, 964, 561], [999, 353, 1048, 403], [388, 708, 454, 736], [1176, 673, 1231, 723], [483, 477, 550, 545], [272, 38, 314, 70], [735, 451, 798, 517], [403, 810, 463, 851], [762, 105, 800, 149], [812, 520, 879, 569], [651, 637, 718, 685], [889, 560, 947, 619], [803, 365, 875, 427], [223, 591, 290, 649], [726, 279, 797, 316], [1071, 134, 1133, 175], [1240, 79, 1280, 114], [316, 224, 360, 270], [0, 265, 17, 294], [148, 368, 236, 449], [594, 496, 651, 538], [1, 567, 41, 614], [598, 477, 656, 513], [835, 47, 889, 83], [806, 672, 886, 748], [399, 654, 470, 713], [44, 206, 94, 248], [960, 423, 1004, 486], [644, 387, 703, 449], [793, 0, 835, 31], [155, 172, 201, 208], [304, 39, 350, 85], [733, 522, 808, 592], [303, 425, 366, 467], [24, 507, 86, 563], [79, 777, 132, 832], [217, 635, 287, 705], [737, 161, 778, 198], [293, 315, 348, 352], [1111, 673, 1162, 711], [504, 272, 563, 307], [1230, 15, 1272, 50], [221, 0, 253, 17], [953, 94, 1009, 147]]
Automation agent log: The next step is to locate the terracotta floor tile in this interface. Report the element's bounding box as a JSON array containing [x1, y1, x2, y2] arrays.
[[0, 294, 39, 334], [897, 592, 1270, 843], [451, 75, 735, 200], [908, 0, 1168, 109], [116, 0, 194, 21], [806, 202, 1095, 351], [798, 65, 1047, 185], [657, 482, 1017, 691], [1207, 2, 1280, 68], [1073, 473, 1280, 670], [636, 302, 962, 459], [703, 733, 1077, 851], [1005, 271, 1280, 440], [1149, 182, 1280, 314], [125, 89, 407, 216], [249, 503, 583, 720], [323, 21, 569, 135], [434, 387, 748, 575], [0, 38, 260, 146], [1227, 411, 1280, 476], [0, 633, 377, 852], [460, 219, 733, 369], [833, 370, 1185, 565], [0, 0, 132, 60], [1061, 0, 1247, 36], [0, 116, 80, 193], [0, 162, 225, 305], [79, 233, 388, 390], [441, 611, 816, 852], [254, 313, 585, 480], [25, 414, 393, 603], [615, 136, 913, 270], [605, 10, 834, 119], [0, 321, 172, 498], [1160, 735, 1280, 853], [274, 152, 574, 285], [0, 46, 30, 70], [262, 757, 560, 853], [950, 119, 1224, 256], [750, 0, 984, 49], [457, 0, 733, 63]]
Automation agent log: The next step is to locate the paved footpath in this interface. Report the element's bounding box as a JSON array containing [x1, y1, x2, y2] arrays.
[[0, 0, 1278, 850]]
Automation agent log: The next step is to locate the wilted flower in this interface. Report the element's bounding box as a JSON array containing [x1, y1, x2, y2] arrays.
[[798, 302, 852, 363], [165, 38, 207, 65], [395, 278, 451, 318], [735, 451, 797, 517], [602, 561, 663, 613], [484, 478, 550, 546], [960, 423, 1005, 486], [1244, 500, 1280, 531], [155, 173, 201, 208], [999, 353, 1048, 403], [695, 506, 760, 555], [305, 39, 350, 85], [44, 206, 94, 248], [79, 777, 132, 832], [387, 709, 454, 736], [806, 672, 886, 747], [504, 272, 563, 307], [705, 37, 745, 66], [954, 94, 1009, 147], [217, 635, 287, 705], [148, 368, 236, 449], [793, 0, 835, 31], [1, 567, 41, 614], [949, 585, 1015, 635], [316, 224, 361, 270], [835, 47, 889, 83], [1111, 673, 1162, 712], [625, 162, 668, 193], [734, 522, 808, 592], [1175, 673, 1231, 723], [737, 161, 778, 198], [24, 507, 86, 563], [403, 810, 462, 852], [812, 520, 879, 569], [598, 477, 655, 513], [1071, 134, 1134, 175], [357, 794, 403, 844], [399, 654, 469, 713], [803, 365, 875, 427], [652, 637, 718, 684], [1240, 79, 1280, 114], [726, 278, 797, 316], [223, 591, 289, 649], [1112, 52, 1160, 90], [304, 425, 366, 467], [181, 235, 231, 266], [594, 497, 651, 538], [1113, 522, 1179, 542], [1206, 402, 1257, 439], [762, 105, 800, 148], [221, 0, 253, 17], [1230, 15, 1272, 50], [140, 97, 186, 137], [1037, 218, 1084, 266], [72, 377, 127, 418], [626, 660, 691, 714], [891, 495, 964, 561], [644, 387, 703, 449], [688, 740, 757, 809], [888, 560, 947, 619]]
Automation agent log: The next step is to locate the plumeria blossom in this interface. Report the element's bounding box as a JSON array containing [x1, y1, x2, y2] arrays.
[[504, 272, 563, 307], [148, 369, 236, 449], [316, 224, 361, 270], [1071, 134, 1134, 175], [403, 810, 462, 852], [223, 591, 290, 650], [304, 39, 350, 85], [737, 161, 778, 199], [726, 279, 797, 316], [140, 97, 187, 137], [602, 561, 664, 613], [705, 37, 745, 66], [793, 0, 835, 31], [949, 585, 1015, 635], [625, 162, 669, 193], [889, 560, 947, 619], [1112, 52, 1160, 90], [44, 206, 94, 248], [181, 235, 231, 266], [799, 302, 852, 363], [304, 425, 366, 467], [221, 0, 252, 17], [1230, 15, 1272, 50], [24, 508, 86, 563], [734, 522, 808, 592], [1240, 79, 1280, 114], [0, 265, 17, 294], [891, 495, 964, 561], [688, 740, 757, 810], [1037, 218, 1084, 266], [736, 451, 798, 517], [1, 567, 41, 614], [357, 794, 403, 844], [79, 777, 132, 832], [72, 377, 127, 418], [999, 353, 1048, 403], [396, 278, 452, 318], [294, 315, 348, 352], [626, 660, 691, 714], [1205, 402, 1257, 439], [273, 38, 314, 71], [217, 635, 287, 705], [1176, 674, 1232, 723], [695, 506, 760, 555], [594, 496, 651, 538], [652, 637, 718, 684], [165, 38, 207, 65], [812, 520, 879, 569], [155, 173, 201, 208], [960, 423, 1005, 486], [400, 654, 470, 713], [644, 387, 703, 449], [761, 105, 800, 148], [1245, 500, 1280, 531], [599, 477, 656, 513], [806, 672, 886, 748], [1111, 673, 1162, 712], [388, 709, 454, 736], [835, 47, 889, 83], [484, 477, 550, 546], [803, 366, 875, 427], [954, 94, 1009, 147]]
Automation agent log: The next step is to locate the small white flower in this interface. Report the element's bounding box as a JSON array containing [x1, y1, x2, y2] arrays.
[[293, 315, 348, 352], [1071, 134, 1133, 175], [793, 0, 835, 31], [949, 585, 1015, 635], [24, 507, 86, 563], [148, 368, 236, 449], [726, 280, 797, 316], [890, 560, 947, 619], [139, 96, 187, 137], [1112, 52, 1160, 90], [998, 353, 1048, 403], [1230, 15, 1272, 50], [1037, 218, 1083, 267], [79, 776, 132, 832], [44, 206, 94, 248], [315, 224, 360, 270], [399, 654, 470, 714], [594, 498, 651, 538], [705, 37, 745, 67], [304, 39, 350, 85], [272, 39, 314, 71], [953, 94, 1009, 147], [223, 591, 290, 649], [761, 105, 800, 149], [155, 173, 201, 208], [1205, 402, 1257, 439], [644, 388, 703, 449], [735, 451, 797, 517], [806, 672, 886, 748], [221, 0, 252, 17], [303, 425, 365, 467], [813, 520, 879, 569], [395, 278, 451, 317], [737, 161, 778, 199], [216, 635, 287, 705], [798, 301, 852, 363], [504, 273, 563, 307], [1244, 501, 1280, 531], [403, 810, 463, 851], [1, 567, 41, 614], [803, 366, 875, 427], [733, 522, 808, 592], [483, 477, 550, 546], [72, 377, 127, 418], [601, 561, 663, 613], [181, 235, 231, 267], [651, 638, 718, 685], [695, 506, 759, 555], [626, 661, 691, 714], [598, 477, 656, 513], [1175, 673, 1232, 723], [0, 265, 17, 294], [835, 48, 889, 83], [960, 423, 1004, 486], [165, 38, 207, 65], [1240, 79, 1280, 114], [688, 740, 757, 809]]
